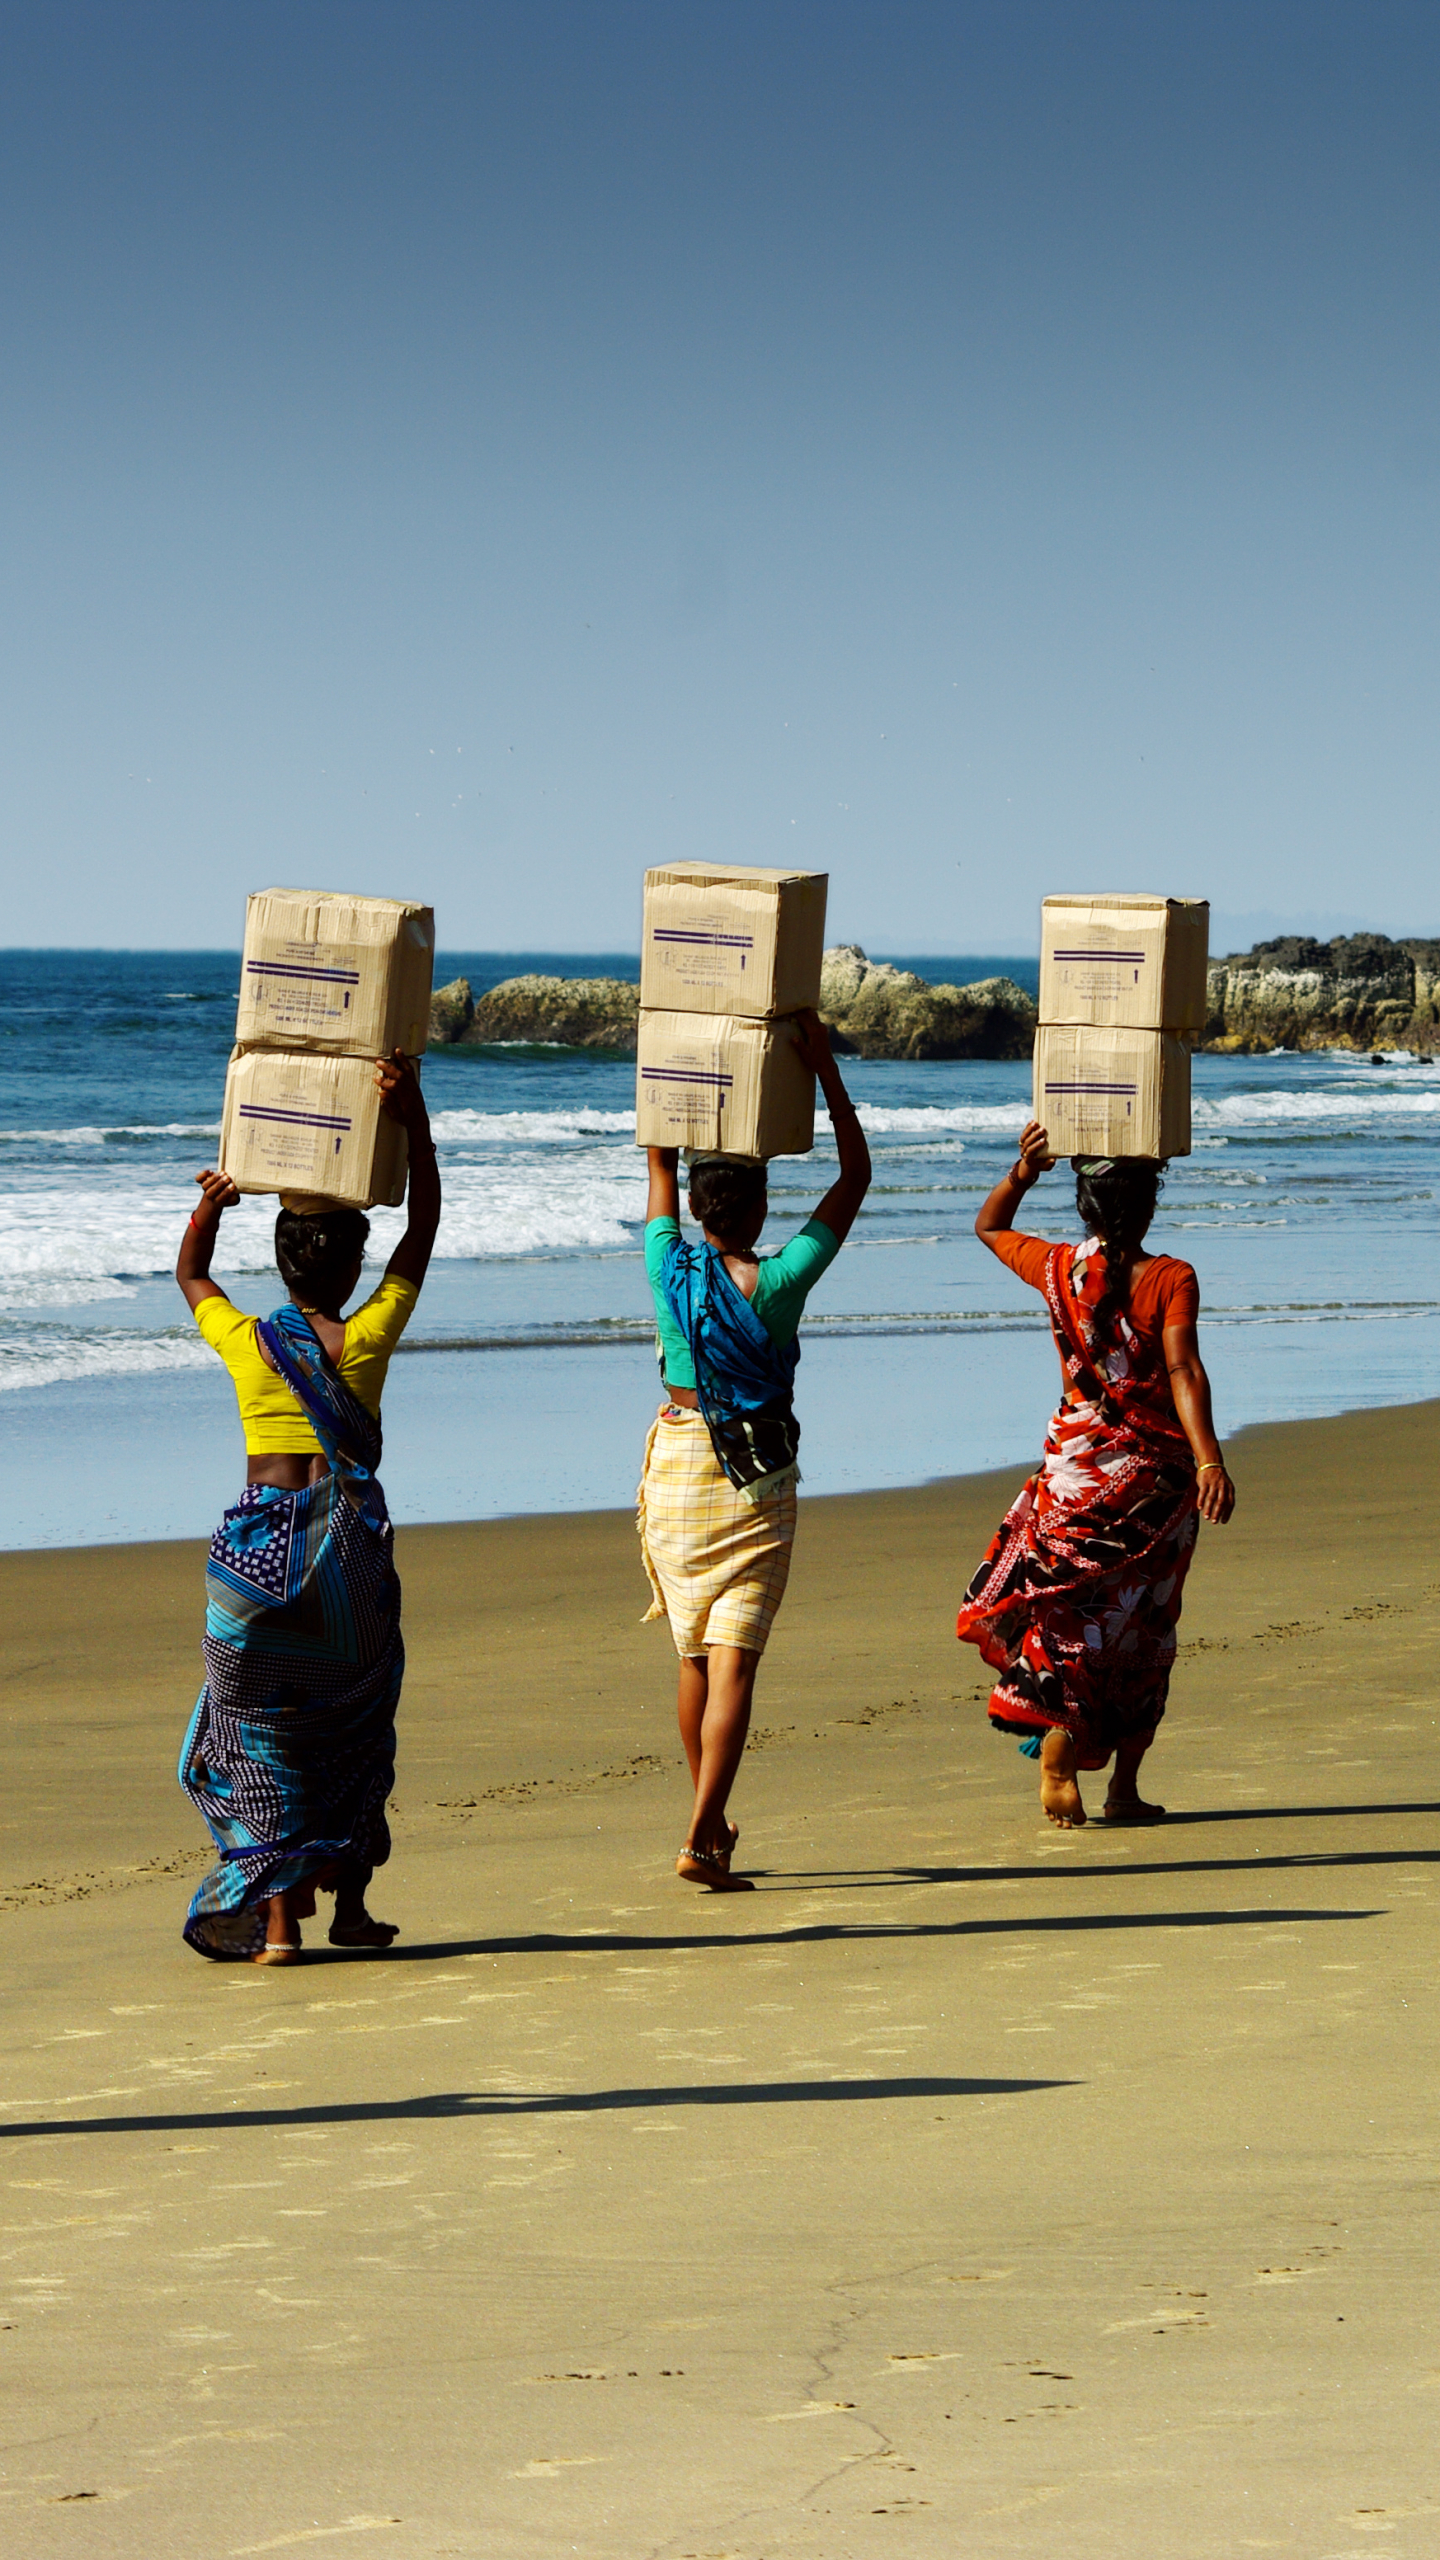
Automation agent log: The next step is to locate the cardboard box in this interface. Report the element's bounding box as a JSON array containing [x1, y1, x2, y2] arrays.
[[220, 1048, 410, 1208], [635, 1010, 815, 1158], [235, 888, 435, 1057], [1039, 895, 1209, 1031], [640, 864, 828, 1018], [1033, 1025, 1192, 1159]]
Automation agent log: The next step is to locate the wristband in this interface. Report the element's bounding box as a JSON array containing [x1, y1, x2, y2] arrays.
[[1197, 1459, 1225, 1474]]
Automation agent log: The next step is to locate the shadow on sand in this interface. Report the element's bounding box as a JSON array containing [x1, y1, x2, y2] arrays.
[[300, 1898, 1380, 1964], [0, 2074, 1073, 2142]]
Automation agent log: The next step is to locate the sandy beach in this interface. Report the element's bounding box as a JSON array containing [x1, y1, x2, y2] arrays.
[[2, 1399, 1438, 2557]]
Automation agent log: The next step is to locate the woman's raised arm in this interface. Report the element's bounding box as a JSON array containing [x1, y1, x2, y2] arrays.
[[793, 1010, 871, 1244], [377, 1052, 442, 1291], [177, 1170, 241, 1312], [975, 1121, 1054, 1257], [647, 1146, 681, 1224]]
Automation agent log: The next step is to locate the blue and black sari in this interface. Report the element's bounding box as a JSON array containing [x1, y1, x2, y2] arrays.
[[654, 1237, 801, 1501], [179, 1306, 403, 1960]]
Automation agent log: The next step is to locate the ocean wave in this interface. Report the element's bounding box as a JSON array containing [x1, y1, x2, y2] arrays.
[[0, 1328, 214, 1393], [0, 1121, 223, 1147], [1, 1099, 1008, 1151], [851, 1085, 1440, 1134], [855, 1103, 1016, 1134], [1193, 1086, 1440, 1125], [367, 1156, 648, 1258], [0, 1151, 652, 1289], [427, 1105, 637, 1143], [0, 1275, 138, 1311], [0, 1187, 285, 1286]]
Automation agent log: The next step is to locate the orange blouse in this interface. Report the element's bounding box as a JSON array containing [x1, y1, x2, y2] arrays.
[[990, 1231, 1199, 1353]]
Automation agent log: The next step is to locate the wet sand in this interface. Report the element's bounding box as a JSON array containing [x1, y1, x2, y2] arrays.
[[2, 1400, 1438, 2557]]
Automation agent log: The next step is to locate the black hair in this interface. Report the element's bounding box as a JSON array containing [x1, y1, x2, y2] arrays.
[[274, 1205, 371, 1301], [687, 1154, 768, 1236], [1073, 1158, 1165, 1347]]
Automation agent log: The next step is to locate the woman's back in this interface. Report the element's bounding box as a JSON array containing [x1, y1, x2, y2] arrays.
[[645, 1215, 839, 1394], [988, 1229, 1198, 1352], [193, 1276, 418, 1453]]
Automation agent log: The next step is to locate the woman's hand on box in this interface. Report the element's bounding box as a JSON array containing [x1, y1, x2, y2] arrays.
[[790, 1008, 833, 1076], [193, 1168, 241, 1218], [1017, 1121, 1056, 1181], [376, 1049, 429, 1131]]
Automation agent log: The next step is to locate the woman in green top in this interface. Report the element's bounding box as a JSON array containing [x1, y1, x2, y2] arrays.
[[638, 1012, 871, 1888]]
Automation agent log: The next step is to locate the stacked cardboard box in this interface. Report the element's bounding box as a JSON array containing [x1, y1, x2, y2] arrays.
[[1033, 895, 1208, 1158], [635, 864, 828, 1158], [220, 889, 435, 1209]]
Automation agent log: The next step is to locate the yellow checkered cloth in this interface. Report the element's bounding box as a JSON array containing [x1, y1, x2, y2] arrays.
[[636, 1403, 797, 1659]]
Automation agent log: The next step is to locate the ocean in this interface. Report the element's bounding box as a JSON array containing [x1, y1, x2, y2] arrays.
[[3, 947, 1438, 1549]]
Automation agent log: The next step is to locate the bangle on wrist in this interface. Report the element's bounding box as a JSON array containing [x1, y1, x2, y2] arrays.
[[1197, 1458, 1225, 1473]]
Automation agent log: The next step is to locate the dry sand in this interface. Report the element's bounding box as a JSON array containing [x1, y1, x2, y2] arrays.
[[2, 1401, 1438, 2558]]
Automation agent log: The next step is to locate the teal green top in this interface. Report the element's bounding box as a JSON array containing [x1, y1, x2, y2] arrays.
[[644, 1216, 842, 1392]]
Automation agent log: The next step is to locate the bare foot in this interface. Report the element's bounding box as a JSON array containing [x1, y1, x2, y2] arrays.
[[676, 1844, 755, 1892], [1039, 1768, 1087, 1828], [1099, 1794, 1166, 1824], [1038, 1728, 1086, 1828], [254, 1889, 304, 1962]]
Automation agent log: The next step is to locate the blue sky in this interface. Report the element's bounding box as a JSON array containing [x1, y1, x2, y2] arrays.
[[3, 0, 1439, 954]]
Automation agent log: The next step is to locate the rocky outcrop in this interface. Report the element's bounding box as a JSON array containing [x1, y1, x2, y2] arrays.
[[429, 974, 641, 1051], [818, 946, 1037, 1060], [428, 977, 475, 1043], [1202, 935, 1440, 1054], [433, 936, 1440, 1060], [429, 951, 1038, 1059]]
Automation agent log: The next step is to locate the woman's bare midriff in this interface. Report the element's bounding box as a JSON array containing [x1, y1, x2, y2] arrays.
[[246, 1454, 334, 1488]]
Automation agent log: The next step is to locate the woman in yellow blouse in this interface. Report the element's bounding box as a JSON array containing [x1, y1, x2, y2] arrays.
[[174, 1051, 439, 1964]]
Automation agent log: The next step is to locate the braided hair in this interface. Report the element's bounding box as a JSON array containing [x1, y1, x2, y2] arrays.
[[687, 1154, 768, 1237], [274, 1205, 371, 1302], [1072, 1157, 1164, 1349]]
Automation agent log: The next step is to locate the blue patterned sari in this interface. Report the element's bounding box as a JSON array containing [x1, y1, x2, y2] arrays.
[[653, 1236, 801, 1501], [179, 1306, 403, 1960]]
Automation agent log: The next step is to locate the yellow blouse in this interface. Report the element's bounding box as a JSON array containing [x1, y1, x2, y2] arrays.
[[192, 1277, 419, 1454]]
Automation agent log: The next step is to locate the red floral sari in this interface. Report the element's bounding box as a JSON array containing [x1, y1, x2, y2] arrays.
[[956, 1239, 1199, 1762]]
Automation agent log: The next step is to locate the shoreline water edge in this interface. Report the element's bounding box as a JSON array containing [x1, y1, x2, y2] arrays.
[[3, 947, 1439, 1548]]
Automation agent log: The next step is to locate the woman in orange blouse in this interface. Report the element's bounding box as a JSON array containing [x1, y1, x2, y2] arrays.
[[957, 1122, 1235, 1829]]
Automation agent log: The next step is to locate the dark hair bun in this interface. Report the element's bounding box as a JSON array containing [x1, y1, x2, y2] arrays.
[[687, 1154, 768, 1234], [274, 1205, 371, 1298]]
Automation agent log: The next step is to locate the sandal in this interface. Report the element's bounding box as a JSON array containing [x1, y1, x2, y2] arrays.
[[328, 1918, 400, 1948]]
